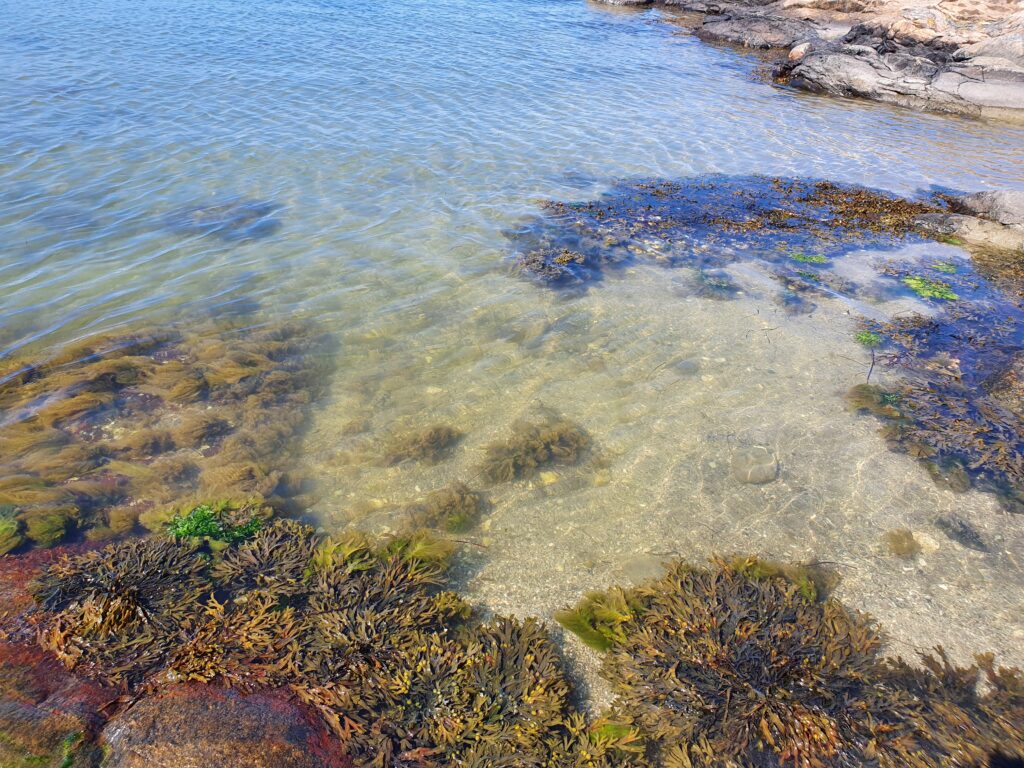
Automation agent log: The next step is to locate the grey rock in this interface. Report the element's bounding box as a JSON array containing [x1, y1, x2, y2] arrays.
[[935, 514, 987, 552], [786, 16, 1024, 122], [953, 191, 1024, 230], [731, 445, 779, 484], [914, 212, 1024, 253], [698, 12, 821, 48]]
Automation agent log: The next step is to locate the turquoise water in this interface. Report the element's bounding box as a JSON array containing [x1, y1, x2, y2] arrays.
[[4, 0, 1024, 690]]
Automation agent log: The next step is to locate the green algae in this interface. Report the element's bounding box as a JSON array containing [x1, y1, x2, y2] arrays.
[[903, 276, 959, 300], [166, 501, 265, 544], [855, 330, 882, 348], [789, 251, 828, 263]]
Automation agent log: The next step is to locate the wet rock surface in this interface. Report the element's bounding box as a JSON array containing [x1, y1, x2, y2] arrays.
[[697, 11, 820, 48], [100, 685, 347, 768]]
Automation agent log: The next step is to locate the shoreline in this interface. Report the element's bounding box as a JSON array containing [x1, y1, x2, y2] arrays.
[[592, 0, 1024, 124]]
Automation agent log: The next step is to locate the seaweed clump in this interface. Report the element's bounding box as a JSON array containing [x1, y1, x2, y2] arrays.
[[32, 538, 209, 686], [480, 413, 592, 484], [25, 520, 1024, 767], [381, 424, 463, 465], [508, 175, 943, 288], [404, 483, 486, 533], [0, 316, 330, 548], [25, 520, 635, 767], [557, 556, 1024, 767]]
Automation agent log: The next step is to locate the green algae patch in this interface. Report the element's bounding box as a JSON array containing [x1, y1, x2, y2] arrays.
[[166, 501, 265, 544], [0, 316, 331, 549], [855, 330, 882, 348], [903, 275, 959, 300], [789, 251, 828, 263]]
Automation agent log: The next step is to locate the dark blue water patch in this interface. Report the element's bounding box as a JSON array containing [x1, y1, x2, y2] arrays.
[[162, 198, 282, 242], [505, 174, 943, 290]]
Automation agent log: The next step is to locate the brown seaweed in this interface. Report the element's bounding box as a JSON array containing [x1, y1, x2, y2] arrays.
[[404, 483, 486, 533], [0, 316, 331, 548], [480, 413, 592, 484], [381, 424, 463, 465]]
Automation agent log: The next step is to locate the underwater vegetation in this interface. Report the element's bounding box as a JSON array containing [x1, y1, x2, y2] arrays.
[[506, 174, 944, 289], [557, 556, 1024, 768], [0, 316, 331, 549], [884, 528, 922, 558], [14, 521, 1024, 767], [403, 482, 486, 533], [902, 276, 959, 301], [381, 424, 463, 465], [21, 520, 637, 767], [166, 499, 266, 546], [479, 412, 592, 484], [847, 305, 1024, 510]]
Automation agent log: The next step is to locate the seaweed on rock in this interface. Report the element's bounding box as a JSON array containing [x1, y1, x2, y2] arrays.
[[507, 175, 944, 288], [480, 413, 592, 484], [0, 316, 331, 549], [22, 519, 1024, 767], [212, 518, 318, 600], [557, 557, 1024, 767], [32, 538, 209, 686]]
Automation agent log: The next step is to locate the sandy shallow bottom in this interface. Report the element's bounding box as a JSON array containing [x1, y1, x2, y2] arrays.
[[299, 243, 1024, 708]]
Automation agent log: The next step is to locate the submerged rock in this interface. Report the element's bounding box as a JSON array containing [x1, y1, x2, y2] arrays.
[[163, 198, 282, 241], [100, 685, 348, 768], [936, 513, 988, 552], [731, 444, 778, 484], [0, 643, 113, 768], [508, 175, 942, 288]]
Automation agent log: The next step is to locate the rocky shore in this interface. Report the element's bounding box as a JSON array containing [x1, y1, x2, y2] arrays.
[[594, 0, 1024, 123]]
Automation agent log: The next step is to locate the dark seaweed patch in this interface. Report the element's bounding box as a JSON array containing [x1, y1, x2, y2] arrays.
[[22, 522, 1023, 767], [507, 175, 941, 289]]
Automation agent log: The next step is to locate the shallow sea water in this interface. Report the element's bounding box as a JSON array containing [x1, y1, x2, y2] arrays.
[[4, 0, 1024, 705]]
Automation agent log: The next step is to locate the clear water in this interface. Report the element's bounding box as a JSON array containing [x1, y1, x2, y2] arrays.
[[4, 0, 1024, 700]]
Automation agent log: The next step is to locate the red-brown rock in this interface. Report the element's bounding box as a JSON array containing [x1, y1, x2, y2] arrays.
[[99, 684, 350, 768]]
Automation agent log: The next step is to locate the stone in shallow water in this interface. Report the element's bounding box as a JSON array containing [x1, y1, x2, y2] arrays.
[[731, 445, 778, 484], [100, 684, 348, 768]]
